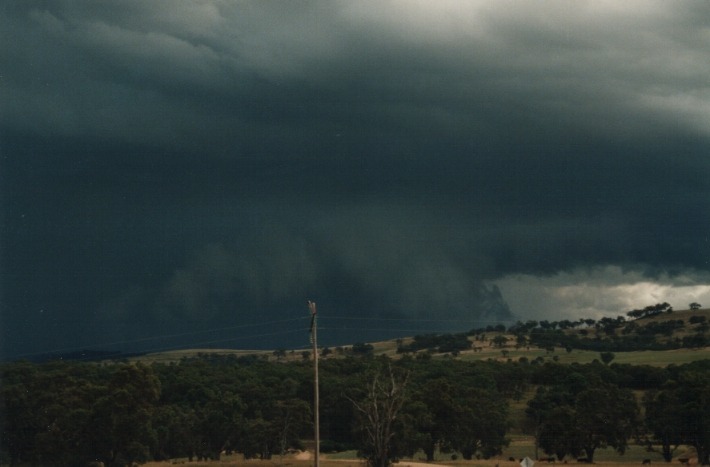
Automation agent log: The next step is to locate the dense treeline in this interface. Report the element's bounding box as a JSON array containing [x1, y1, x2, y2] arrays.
[[2, 354, 709, 467]]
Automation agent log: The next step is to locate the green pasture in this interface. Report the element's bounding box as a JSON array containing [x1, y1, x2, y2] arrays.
[[454, 344, 709, 367], [323, 441, 696, 464]]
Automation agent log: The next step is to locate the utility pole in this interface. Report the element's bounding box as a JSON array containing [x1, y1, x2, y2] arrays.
[[308, 300, 320, 467]]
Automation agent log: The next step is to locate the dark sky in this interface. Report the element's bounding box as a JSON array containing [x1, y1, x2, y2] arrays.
[[2, 1, 710, 360]]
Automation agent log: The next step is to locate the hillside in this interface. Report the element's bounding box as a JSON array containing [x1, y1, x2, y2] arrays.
[[135, 308, 710, 366], [4, 310, 709, 466]]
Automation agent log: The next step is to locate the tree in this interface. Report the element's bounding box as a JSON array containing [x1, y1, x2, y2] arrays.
[[492, 335, 508, 348], [240, 417, 275, 459], [515, 334, 528, 349], [574, 383, 639, 462], [395, 398, 437, 460], [527, 377, 638, 462], [526, 384, 579, 461], [0, 362, 110, 466], [450, 387, 509, 459], [404, 365, 509, 462], [33, 374, 105, 466], [152, 405, 195, 461], [194, 391, 245, 460], [643, 389, 684, 462], [537, 405, 583, 461], [352, 342, 375, 356], [600, 352, 615, 365], [0, 362, 58, 465], [646, 369, 710, 465], [347, 363, 409, 467], [403, 379, 450, 461], [0, 361, 163, 467], [88, 363, 161, 466], [628, 303, 673, 320], [689, 302, 702, 310], [273, 399, 311, 457]]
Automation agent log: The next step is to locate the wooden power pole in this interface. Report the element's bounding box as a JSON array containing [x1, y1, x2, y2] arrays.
[[308, 300, 320, 467]]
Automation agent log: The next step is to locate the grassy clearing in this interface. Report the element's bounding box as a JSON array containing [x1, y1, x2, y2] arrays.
[[452, 342, 709, 367], [142, 443, 699, 467], [134, 343, 709, 367], [141, 435, 699, 466]]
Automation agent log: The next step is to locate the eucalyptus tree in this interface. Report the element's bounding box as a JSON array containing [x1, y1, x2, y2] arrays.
[[527, 371, 639, 462], [403, 360, 509, 461], [645, 367, 710, 465], [347, 361, 410, 467]]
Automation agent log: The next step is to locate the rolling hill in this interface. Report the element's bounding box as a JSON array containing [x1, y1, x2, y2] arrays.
[[133, 308, 710, 366]]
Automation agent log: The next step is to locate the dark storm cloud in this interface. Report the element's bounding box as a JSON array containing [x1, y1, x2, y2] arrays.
[[2, 1, 710, 358]]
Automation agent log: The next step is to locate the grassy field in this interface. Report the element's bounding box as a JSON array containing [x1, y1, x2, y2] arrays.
[[133, 338, 709, 367], [141, 430, 701, 467], [142, 442, 700, 467], [453, 345, 710, 366]]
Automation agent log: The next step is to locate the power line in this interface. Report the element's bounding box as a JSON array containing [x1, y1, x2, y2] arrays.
[[129, 327, 310, 356], [320, 315, 517, 325], [9, 316, 311, 360], [7, 312, 515, 360]]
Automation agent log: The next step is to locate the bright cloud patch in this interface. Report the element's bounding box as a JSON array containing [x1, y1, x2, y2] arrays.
[[497, 266, 710, 321]]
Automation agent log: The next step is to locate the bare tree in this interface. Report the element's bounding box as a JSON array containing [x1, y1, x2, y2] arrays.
[[347, 363, 409, 467]]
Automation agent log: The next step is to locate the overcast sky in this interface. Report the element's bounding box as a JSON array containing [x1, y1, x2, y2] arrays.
[[2, 1, 710, 359]]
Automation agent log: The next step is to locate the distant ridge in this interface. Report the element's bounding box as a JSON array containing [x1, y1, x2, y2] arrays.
[[131, 308, 710, 366], [23, 349, 148, 363]]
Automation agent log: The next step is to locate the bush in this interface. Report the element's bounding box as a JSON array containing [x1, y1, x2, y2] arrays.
[[352, 342, 374, 355]]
